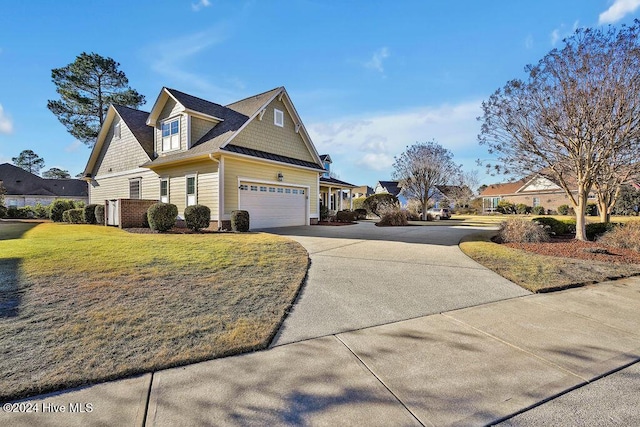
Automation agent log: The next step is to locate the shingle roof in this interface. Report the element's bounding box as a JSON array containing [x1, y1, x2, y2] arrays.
[[319, 176, 356, 187], [113, 105, 154, 158], [0, 163, 87, 198], [165, 88, 230, 120], [225, 87, 282, 116], [479, 179, 528, 196], [223, 145, 326, 171], [377, 181, 401, 196]]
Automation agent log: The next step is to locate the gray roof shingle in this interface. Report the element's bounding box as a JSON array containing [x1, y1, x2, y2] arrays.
[[0, 163, 87, 198]]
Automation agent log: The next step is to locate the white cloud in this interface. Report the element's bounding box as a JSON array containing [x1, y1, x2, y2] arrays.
[[524, 34, 534, 49], [307, 100, 484, 181], [599, 0, 640, 24], [364, 47, 390, 73], [192, 0, 211, 12], [65, 140, 83, 153], [0, 104, 13, 134], [550, 20, 580, 46], [146, 25, 243, 101]]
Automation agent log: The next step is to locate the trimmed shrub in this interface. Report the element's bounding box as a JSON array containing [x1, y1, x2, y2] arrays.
[[66, 208, 84, 224], [50, 199, 76, 222], [33, 203, 48, 219], [352, 197, 367, 210], [377, 208, 408, 226], [0, 205, 6, 218], [62, 210, 71, 223], [363, 193, 400, 217], [495, 200, 515, 214], [599, 221, 640, 252], [231, 210, 250, 232], [531, 206, 546, 215], [336, 210, 357, 222], [557, 204, 571, 215], [185, 204, 211, 231], [354, 208, 367, 220], [4, 205, 35, 219], [515, 203, 531, 215], [320, 205, 330, 221], [585, 222, 618, 241], [147, 203, 178, 232], [586, 203, 598, 216], [532, 217, 572, 235], [497, 218, 550, 243], [75, 201, 86, 209], [95, 205, 105, 225], [83, 204, 98, 224]]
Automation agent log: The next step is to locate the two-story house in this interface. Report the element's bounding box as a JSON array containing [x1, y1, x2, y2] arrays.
[[84, 86, 342, 229]]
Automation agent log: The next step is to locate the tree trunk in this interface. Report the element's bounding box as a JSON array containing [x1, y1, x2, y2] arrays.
[[598, 200, 611, 223], [421, 200, 428, 221], [575, 189, 588, 241]]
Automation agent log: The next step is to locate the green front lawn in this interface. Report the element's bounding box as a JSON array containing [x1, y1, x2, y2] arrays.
[[0, 222, 308, 401]]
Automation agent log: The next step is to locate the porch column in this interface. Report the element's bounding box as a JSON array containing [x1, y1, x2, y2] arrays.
[[350, 189, 353, 210], [339, 189, 343, 210], [329, 187, 332, 210]]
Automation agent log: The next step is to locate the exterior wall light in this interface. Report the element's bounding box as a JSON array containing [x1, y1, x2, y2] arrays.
[[277, 172, 284, 181]]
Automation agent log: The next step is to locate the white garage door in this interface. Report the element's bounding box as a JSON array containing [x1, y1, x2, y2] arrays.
[[239, 183, 306, 229]]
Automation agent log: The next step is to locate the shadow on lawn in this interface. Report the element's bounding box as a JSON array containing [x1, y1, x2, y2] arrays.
[[0, 258, 21, 318], [0, 221, 41, 241]]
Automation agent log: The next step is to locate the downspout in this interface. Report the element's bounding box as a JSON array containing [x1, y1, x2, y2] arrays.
[[209, 154, 223, 229]]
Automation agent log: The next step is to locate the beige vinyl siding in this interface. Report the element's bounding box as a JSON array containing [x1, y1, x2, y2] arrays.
[[223, 156, 318, 217], [89, 170, 159, 204], [231, 98, 316, 163], [153, 160, 219, 219], [94, 117, 151, 176], [155, 98, 188, 153], [190, 116, 215, 146]]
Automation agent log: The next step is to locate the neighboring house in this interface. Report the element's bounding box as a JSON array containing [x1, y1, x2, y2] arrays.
[[374, 181, 408, 207], [84, 86, 352, 228], [318, 154, 356, 211], [480, 173, 596, 213], [0, 163, 88, 207], [352, 185, 374, 199]]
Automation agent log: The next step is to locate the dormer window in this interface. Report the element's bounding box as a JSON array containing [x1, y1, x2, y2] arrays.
[[323, 161, 330, 178], [161, 118, 180, 151], [274, 109, 284, 127]]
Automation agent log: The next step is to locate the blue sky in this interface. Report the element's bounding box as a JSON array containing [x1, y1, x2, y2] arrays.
[[1, 0, 639, 188]]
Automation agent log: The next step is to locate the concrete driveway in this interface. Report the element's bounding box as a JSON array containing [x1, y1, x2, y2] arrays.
[[268, 222, 530, 345]]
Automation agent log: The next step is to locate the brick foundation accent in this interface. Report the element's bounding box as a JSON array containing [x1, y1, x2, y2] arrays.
[[219, 220, 232, 231], [118, 199, 158, 228], [310, 218, 319, 225]]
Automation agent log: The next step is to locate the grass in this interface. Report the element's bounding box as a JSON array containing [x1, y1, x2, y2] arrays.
[[0, 222, 308, 401], [459, 230, 640, 293]]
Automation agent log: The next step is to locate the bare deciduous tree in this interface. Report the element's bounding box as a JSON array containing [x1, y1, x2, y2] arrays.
[[393, 140, 461, 220], [478, 22, 640, 240]]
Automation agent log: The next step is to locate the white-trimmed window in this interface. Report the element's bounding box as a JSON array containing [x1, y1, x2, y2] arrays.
[[114, 122, 121, 139], [129, 178, 141, 199], [186, 175, 197, 206], [239, 184, 248, 191], [160, 178, 169, 203], [250, 185, 258, 191], [532, 197, 541, 207], [274, 108, 284, 127], [161, 118, 180, 151]]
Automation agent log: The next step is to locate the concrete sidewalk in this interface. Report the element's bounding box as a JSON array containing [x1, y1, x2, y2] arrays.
[[4, 278, 640, 426]]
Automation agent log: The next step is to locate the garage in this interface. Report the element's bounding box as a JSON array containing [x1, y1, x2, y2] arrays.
[[239, 182, 307, 229]]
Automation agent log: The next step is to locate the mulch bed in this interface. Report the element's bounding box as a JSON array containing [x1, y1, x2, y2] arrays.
[[503, 235, 640, 264]]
